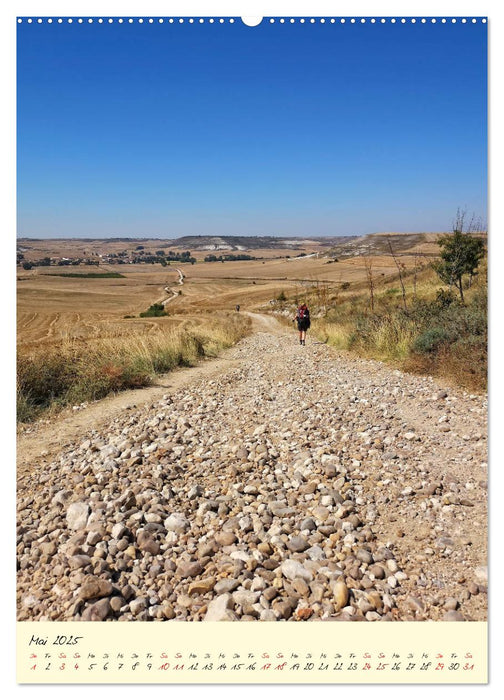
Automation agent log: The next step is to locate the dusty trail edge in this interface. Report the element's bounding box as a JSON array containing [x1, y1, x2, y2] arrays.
[[17, 312, 283, 474]]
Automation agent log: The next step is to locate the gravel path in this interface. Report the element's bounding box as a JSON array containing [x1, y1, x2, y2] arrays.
[[17, 315, 488, 622]]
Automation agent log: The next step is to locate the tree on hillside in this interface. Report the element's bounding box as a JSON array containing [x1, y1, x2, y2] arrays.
[[433, 209, 486, 303]]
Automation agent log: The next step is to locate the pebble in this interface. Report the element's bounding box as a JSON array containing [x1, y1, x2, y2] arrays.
[[204, 594, 236, 622], [332, 581, 349, 611], [443, 610, 465, 621], [66, 502, 90, 530], [474, 566, 488, 585], [406, 596, 425, 613], [129, 598, 148, 616], [214, 578, 240, 594], [177, 561, 204, 579], [79, 577, 114, 601], [81, 598, 112, 621], [188, 577, 216, 595], [281, 559, 312, 582], [287, 536, 309, 553], [164, 514, 190, 534], [356, 548, 374, 565]]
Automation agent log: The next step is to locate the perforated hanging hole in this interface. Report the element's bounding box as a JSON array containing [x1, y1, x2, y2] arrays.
[[241, 17, 263, 27]]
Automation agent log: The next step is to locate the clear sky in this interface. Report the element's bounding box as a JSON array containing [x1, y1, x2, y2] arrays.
[[16, 17, 487, 238]]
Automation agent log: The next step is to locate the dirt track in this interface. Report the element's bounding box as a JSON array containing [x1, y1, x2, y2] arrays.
[[17, 313, 487, 622]]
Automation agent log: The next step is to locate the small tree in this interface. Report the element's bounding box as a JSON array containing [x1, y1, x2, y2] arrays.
[[433, 209, 486, 302]]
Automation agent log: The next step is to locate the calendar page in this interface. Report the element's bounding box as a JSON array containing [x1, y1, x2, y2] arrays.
[[14, 0, 489, 689]]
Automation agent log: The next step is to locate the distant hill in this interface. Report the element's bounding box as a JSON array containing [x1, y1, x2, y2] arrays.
[[326, 232, 439, 258], [20, 232, 485, 259], [167, 235, 358, 250]]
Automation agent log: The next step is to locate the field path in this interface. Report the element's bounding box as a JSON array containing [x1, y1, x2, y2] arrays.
[[17, 313, 487, 622], [158, 268, 185, 306]]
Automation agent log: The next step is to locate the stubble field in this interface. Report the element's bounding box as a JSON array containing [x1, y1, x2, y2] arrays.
[[17, 242, 429, 348]]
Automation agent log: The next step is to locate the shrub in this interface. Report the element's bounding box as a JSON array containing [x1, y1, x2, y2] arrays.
[[45, 272, 125, 278], [436, 288, 458, 308], [17, 387, 38, 423], [139, 303, 167, 317], [412, 327, 452, 354]]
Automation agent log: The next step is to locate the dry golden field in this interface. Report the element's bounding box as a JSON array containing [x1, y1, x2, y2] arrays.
[[17, 234, 441, 349], [17, 267, 179, 349]]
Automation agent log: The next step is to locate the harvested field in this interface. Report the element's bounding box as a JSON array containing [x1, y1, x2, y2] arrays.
[[16, 233, 447, 349]]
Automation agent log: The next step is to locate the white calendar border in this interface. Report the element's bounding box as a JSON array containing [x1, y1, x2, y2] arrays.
[[5, 0, 501, 698]]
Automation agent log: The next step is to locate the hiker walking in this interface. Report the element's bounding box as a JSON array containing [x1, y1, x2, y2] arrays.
[[293, 303, 310, 345]]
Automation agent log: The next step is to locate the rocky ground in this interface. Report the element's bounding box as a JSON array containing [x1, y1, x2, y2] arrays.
[[17, 316, 488, 622]]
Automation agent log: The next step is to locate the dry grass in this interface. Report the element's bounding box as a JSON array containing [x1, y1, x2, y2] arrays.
[[17, 311, 251, 422], [310, 321, 353, 350], [306, 263, 487, 391]]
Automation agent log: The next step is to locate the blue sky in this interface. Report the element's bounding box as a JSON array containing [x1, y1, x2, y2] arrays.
[[16, 17, 487, 238]]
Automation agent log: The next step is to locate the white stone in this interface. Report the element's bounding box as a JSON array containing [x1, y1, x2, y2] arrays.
[[281, 559, 313, 582], [164, 513, 190, 533], [204, 594, 236, 621], [111, 523, 126, 539], [66, 502, 90, 530]]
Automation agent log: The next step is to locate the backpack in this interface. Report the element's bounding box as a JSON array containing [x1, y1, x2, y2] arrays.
[[298, 306, 310, 327]]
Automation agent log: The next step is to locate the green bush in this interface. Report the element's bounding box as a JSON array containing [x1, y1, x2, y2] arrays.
[[45, 272, 125, 278], [412, 327, 451, 354], [436, 288, 458, 308], [139, 303, 167, 317]]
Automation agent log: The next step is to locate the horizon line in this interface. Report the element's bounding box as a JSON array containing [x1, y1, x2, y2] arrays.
[[16, 230, 460, 241]]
